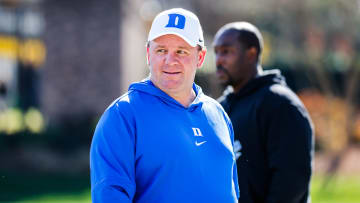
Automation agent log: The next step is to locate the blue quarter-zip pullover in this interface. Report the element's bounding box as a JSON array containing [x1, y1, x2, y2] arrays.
[[90, 79, 239, 202]]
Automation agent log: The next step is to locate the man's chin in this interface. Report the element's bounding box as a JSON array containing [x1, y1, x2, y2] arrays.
[[221, 82, 231, 89], [216, 78, 230, 88]]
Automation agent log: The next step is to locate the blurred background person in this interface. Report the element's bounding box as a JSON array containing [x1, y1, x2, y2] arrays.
[[213, 22, 314, 203]]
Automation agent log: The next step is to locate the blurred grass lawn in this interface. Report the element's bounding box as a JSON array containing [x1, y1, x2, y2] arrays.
[[1, 173, 360, 203], [0, 172, 91, 203], [311, 175, 360, 203]]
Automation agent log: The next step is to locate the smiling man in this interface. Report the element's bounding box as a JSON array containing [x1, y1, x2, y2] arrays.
[[90, 8, 239, 203]]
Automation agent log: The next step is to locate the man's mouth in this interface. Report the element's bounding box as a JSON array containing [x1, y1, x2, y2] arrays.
[[216, 68, 226, 76], [216, 65, 226, 72], [164, 71, 181, 75]]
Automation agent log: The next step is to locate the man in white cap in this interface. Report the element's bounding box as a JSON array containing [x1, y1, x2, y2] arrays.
[[90, 8, 239, 203]]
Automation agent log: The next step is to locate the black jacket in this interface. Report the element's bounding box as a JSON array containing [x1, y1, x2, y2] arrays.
[[218, 70, 314, 203]]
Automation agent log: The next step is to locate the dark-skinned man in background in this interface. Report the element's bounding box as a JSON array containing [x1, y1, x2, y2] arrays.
[[213, 22, 314, 203]]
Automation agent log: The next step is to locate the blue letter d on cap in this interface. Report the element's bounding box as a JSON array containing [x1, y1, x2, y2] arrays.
[[165, 14, 185, 29]]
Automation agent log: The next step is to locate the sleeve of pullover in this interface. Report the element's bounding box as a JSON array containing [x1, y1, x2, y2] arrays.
[[90, 102, 137, 203]]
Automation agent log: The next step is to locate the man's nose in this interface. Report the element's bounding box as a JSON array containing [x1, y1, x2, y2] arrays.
[[215, 54, 223, 67], [165, 52, 179, 65]]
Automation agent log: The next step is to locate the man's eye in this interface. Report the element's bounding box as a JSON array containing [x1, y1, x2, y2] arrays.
[[221, 49, 229, 54], [177, 50, 188, 55], [215, 48, 228, 55], [156, 49, 166, 53]]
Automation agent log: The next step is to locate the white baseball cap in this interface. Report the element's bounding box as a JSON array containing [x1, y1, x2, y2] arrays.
[[148, 8, 205, 48]]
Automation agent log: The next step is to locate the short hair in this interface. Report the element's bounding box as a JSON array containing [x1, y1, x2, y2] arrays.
[[216, 22, 263, 59], [235, 29, 262, 57]]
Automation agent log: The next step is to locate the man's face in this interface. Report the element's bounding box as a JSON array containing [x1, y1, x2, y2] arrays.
[[213, 30, 250, 91], [147, 34, 206, 95]]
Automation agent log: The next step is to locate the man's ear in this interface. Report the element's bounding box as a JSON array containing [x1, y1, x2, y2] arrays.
[[246, 47, 258, 64], [146, 46, 150, 65], [197, 47, 207, 68]]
